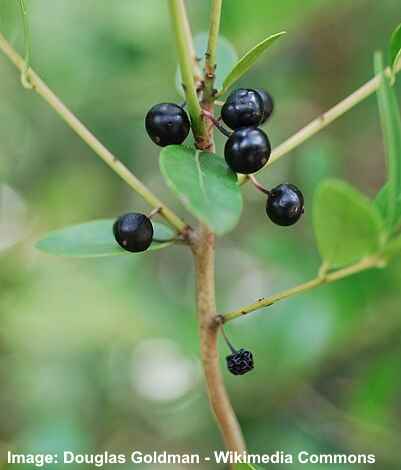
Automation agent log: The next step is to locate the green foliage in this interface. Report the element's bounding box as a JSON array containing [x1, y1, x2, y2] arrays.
[[389, 22, 401, 75], [313, 179, 384, 268], [220, 32, 286, 96], [373, 52, 401, 231], [36, 219, 174, 257], [176, 32, 238, 95], [160, 145, 242, 235]]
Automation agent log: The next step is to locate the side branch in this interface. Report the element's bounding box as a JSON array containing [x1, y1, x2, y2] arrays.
[[168, 0, 205, 140], [263, 61, 401, 169], [0, 33, 187, 233], [203, 0, 223, 100], [223, 256, 383, 323]]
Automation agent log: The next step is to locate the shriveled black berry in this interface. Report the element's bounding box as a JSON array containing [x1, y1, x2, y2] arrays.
[[113, 213, 154, 252], [221, 88, 264, 130], [226, 349, 254, 376], [145, 103, 190, 147], [254, 88, 274, 124], [224, 127, 271, 174], [266, 184, 304, 226]]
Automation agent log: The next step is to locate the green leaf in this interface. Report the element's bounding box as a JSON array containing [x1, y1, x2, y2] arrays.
[[313, 179, 384, 268], [373, 52, 401, 230], [176, 33, 238, 96], [390, 22, 401, 75], [36, 219, 175, 257], [159, 145, 242, 235], [220, 32, 286, 96]]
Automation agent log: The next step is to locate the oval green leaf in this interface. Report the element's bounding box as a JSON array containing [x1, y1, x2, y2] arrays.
[[390, 22, 401, 75], [36, 219, 175, 257], [373, 52, 401, 231], [313, 179, 384, 268], [176, 32, 238, 96], [220, 31, 286, 96], [160, 145, 242, 235]]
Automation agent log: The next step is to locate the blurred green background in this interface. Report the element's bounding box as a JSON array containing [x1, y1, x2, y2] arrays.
[[1, 0, 401, 468]]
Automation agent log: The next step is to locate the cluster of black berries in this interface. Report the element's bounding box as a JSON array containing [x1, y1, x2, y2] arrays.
[[221, 88, 304, 227], [112, 91, 304, 374], [222, 88, 272, 174], [143, 89, 304, 228]]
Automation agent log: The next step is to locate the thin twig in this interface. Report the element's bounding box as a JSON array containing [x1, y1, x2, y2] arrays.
[[203, 0, 222, 100], [0, 32, 188, 234], [168, 0, 204, 140], [222, 257, 383, 323], [262, 60, 401, 169], [180, 1, 202, 88]]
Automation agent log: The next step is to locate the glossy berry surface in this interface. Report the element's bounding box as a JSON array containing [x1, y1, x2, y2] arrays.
[[221, 88, 264, 130], [145, 103, 190, 147], [255, 88, 274, 124], [266, 184, 304, 226], [226, 349, 254, 376], [224, 127, 271, 174], [113, 213, 154, 252]]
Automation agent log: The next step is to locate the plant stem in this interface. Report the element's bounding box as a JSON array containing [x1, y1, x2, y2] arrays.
[[222, 256, 382, 323], [0, 32, 187, 234], [168, 0, 204, 140], [261, 61, 401, 169], [168, 0, 246, 456], [203, 0, 223, 100], [180, 2, 202, 87], [193, 225, 246, 453]]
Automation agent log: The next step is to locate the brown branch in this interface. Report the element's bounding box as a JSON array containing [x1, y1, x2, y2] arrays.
[[192, 226, 245, 453]]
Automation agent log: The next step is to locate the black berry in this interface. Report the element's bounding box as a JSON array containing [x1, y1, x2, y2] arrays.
[[226, 349, 254, 375], [224, 127, 271, 174], [113, 213, 154, 252], [221, 88, 264, 130], [266, 184, 304, 226], [255, 88, 274, 124], [145, 103, 190, 147]]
